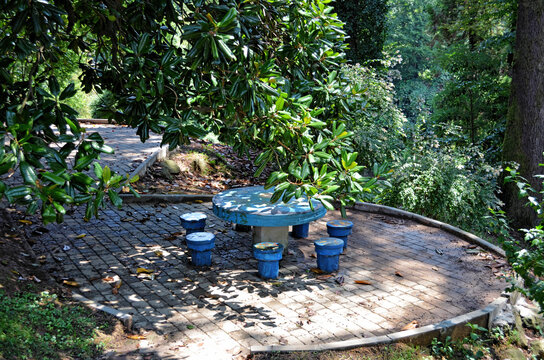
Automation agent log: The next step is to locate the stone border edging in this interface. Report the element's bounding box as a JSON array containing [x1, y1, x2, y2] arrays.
[[120, 193, 214, 203], [77, 118, 112, 124], [251, 297, 508, 353], [72, 293, 133, 331], [129, 146, 169, 180]]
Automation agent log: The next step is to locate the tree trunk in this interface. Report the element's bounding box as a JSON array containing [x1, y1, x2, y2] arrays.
[[502, 0, 544, 228]]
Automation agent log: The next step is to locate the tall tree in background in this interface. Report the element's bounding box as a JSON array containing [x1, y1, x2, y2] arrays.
[[428, 0, 514, 156], [386, 0, 439, 122], [502, 0, 544, 227], [333, 0, 388, 64]]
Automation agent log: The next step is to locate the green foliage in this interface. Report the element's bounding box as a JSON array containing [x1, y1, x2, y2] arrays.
[[341, 59, 407, 167], [500, 161, 544, 309], [1, 0, 385, 222], [0, 0, 140, 224], [91, 91, 116, 119], [386, 0, 442, 122], [332, 0, 389, 64], [428, 0, 515, 154], [381, 124, 503, 234], [430, 324, 494, 359], [0, 291, 105, 360]]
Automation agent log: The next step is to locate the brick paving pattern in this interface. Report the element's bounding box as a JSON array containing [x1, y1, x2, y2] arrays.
[[37, 202, 507, 359], [27, 125, 507, 359]]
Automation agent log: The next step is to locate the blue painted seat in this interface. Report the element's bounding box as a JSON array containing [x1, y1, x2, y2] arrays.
[[314, 237, 344, 273], [186, 232, 215, 266], [253, 242, 284, 279], [326, 219, 354, 249], [180, 212, 207, 235]]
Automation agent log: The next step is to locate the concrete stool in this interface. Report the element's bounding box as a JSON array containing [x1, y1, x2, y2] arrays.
[[292, 223, 309, 238], [253, 242, 284, 279], [180, 212, 207, 235], [326, 220, 353, 249], [314, 237, 344, 273], [186, 232, 215, 266]]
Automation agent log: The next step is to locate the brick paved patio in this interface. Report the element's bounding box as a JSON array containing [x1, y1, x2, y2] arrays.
[[36, 200, 507, 359]]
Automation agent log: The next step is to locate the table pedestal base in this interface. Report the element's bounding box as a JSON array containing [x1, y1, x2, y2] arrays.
[[253, 226, 289, 250]]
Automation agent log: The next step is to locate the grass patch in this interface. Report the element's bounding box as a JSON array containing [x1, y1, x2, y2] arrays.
[[0, 290, 107, 360]]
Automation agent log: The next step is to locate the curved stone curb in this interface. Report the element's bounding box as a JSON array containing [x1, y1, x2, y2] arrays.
[[129, 146, 169, 180], [72, 293, 133, 331], [353, 202, 505, 257], [251, 297, 508, 354], [77, 118, 112, 124]]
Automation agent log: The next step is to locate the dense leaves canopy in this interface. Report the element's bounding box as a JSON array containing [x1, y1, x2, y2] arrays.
[[0, 0, 384, 223]]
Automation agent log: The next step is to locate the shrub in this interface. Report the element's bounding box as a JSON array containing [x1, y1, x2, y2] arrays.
[[500, 161, 544, 309], [341, 58, 407, 167], [380, 125, 503, 234], [90, 91, 117, 119]]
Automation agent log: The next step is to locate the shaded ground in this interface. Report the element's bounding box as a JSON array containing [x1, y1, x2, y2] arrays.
[[0, 205, 132, 359], [132, 139, 273, 194]]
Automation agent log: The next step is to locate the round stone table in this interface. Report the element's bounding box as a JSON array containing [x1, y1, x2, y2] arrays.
[[212, 186, 326, 249]]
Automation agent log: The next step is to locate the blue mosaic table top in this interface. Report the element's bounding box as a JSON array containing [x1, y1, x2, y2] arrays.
[[212, 186, 326, 227]]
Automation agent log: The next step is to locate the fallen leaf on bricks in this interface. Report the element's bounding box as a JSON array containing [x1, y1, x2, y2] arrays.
[[316, 274, 333, 280], [154, 250, 164, 257], [395, 271, 403, 277], [137, 267, 154, 274], [310, 253, 317, 258], [195, 200, 203, 204], [163, 232, 183, 241], [401, 320, 419, 331], [102, 276, 115, 283], [76, 233, 86, 239], [18, 220, 32, 225], [310, 268, 325, 274], [354, 280, 372, 285], [63, 280, 80, 287], [126, 334, 147, 340]]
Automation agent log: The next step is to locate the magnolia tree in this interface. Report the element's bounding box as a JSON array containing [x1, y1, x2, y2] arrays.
[[0, 0, 387, 224]]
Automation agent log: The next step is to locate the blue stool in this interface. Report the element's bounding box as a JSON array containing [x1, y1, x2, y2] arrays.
[[326, 220, 354, 249], [314, 237, 344, 273], [292, 223, 309, 238], [186, 232, 215, 266], [253, 242, 284, 279], [180, 212, 207, 235]]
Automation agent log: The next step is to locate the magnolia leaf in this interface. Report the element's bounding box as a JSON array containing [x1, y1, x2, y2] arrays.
[[354, 280, 372, 285]]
